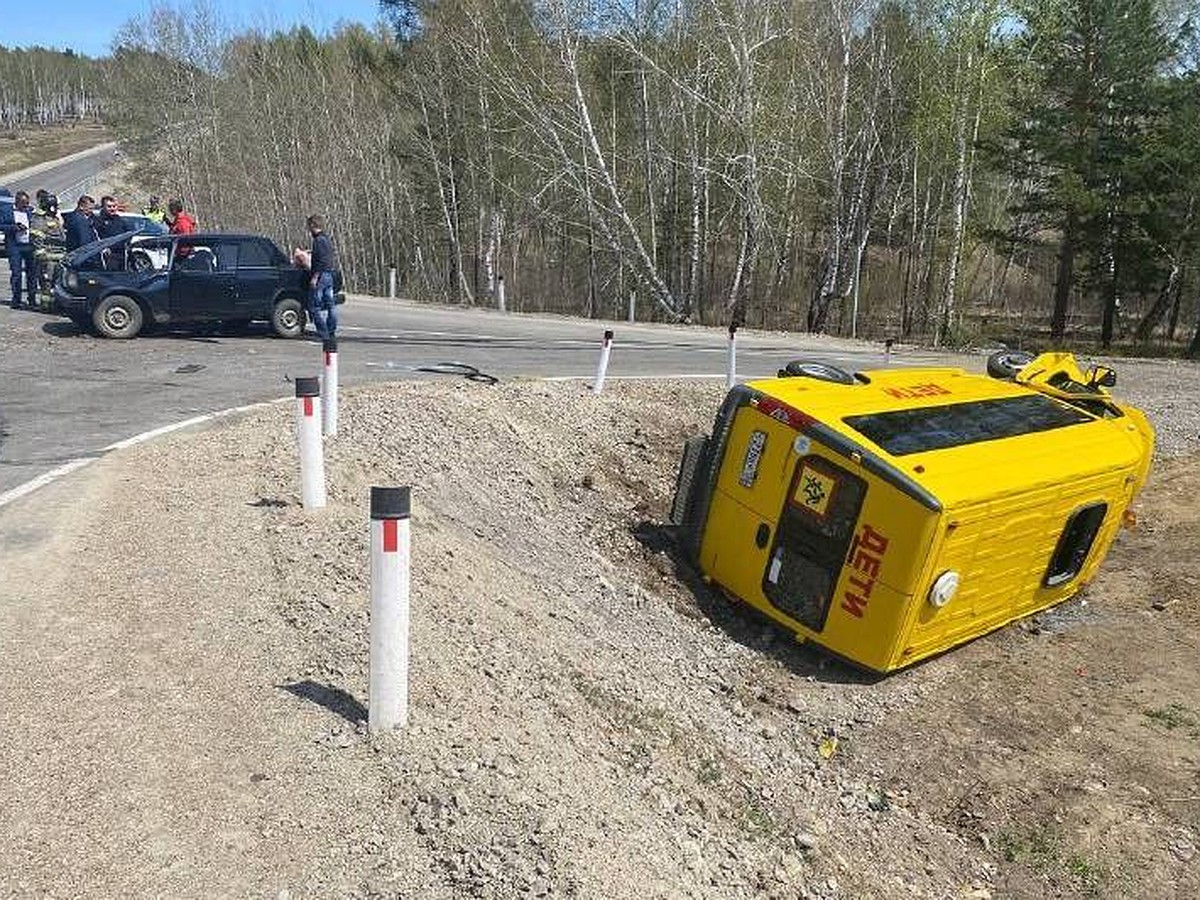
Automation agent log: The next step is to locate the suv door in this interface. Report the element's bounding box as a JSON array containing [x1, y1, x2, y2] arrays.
[[169, 238, 237, 321], [233, 238, 283, 314]]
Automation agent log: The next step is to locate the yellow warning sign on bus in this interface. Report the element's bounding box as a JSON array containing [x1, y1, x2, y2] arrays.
[[794, 463, 836, 518]]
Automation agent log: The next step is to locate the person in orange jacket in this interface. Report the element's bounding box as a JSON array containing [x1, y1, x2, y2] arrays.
[[166, 198, 196, 235]]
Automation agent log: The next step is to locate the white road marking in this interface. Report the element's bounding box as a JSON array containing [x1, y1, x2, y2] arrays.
[[103, 414, 218, 451], [540, 374, 731, 382], [0, 397, 290, 512], [336, 325, 804, 355], [0, 457, 97, 509]]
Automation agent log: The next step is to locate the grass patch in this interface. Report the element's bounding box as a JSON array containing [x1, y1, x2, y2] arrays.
[[1143, 703, 1197, 730], [697, 757, 722, 785], [738, 794, 776, 838], [996, 825, 1109, 895], [1066, 855, 1108, 897], [996, 825, 1060, 865]]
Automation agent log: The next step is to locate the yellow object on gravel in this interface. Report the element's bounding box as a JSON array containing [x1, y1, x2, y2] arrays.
[[672, 352, 1155, 672]]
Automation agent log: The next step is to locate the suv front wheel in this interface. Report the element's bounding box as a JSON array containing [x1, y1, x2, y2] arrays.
[[93, 294, 144, 339], [272, 297, 306, 338]]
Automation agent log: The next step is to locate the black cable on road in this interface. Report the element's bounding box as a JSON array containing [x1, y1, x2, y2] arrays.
[[414, 362, 500, 385]]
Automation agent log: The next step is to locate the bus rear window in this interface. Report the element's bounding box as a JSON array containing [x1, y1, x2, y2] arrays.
[[844, 395, 1093, 456]]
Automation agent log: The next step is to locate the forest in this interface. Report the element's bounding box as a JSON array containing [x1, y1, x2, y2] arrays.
[[0, 45, 106, 127], [7, 1, 1200, 354]]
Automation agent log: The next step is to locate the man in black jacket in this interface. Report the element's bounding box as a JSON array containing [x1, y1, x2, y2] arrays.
[[307, 214, 340, 340], [94, 195, 129, 240]]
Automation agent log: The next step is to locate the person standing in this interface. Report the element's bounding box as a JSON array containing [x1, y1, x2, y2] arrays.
[[166, 198, 196, 235], [307, 214, 339, 340], [29, 192, 66, 310], [143, 195, 166, 225], [63, 195, 98, 251], [5, 191, 35, 309], [93, 195, 129, 240]]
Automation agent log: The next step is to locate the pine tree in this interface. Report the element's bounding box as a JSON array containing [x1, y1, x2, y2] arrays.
[[1002, 0, 1178, 346]]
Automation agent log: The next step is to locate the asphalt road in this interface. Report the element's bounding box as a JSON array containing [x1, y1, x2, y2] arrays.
[[0, 296, 963, 499], [1, 142, 118, 201]]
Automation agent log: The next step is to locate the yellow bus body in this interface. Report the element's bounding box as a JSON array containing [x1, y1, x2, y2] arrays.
[[674, 354, 1154, 673]]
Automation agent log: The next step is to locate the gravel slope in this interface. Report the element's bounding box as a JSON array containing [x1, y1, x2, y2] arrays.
[[1, 370, 1197, 899]]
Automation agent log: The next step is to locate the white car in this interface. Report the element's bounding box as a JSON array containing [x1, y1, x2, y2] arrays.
[[122, 213, 172, 271]]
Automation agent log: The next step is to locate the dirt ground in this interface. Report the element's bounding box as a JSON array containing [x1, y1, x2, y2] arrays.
[[0, 377, 1196, 899]]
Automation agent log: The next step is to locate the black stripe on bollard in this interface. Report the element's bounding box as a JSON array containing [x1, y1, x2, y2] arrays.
[[603, 329, 613, 342], [295, 376, 320, 397], [371, 486, 412, 520], [323, 338, 338, 353]]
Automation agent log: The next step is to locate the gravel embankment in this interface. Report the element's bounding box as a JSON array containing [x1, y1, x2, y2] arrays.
[[1, 370, 1197, 899]]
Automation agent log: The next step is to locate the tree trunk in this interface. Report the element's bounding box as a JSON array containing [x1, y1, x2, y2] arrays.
[[1133, 262, 1179, 344], [937, 52, 970, 346], [1050, 215, 1077, 344]]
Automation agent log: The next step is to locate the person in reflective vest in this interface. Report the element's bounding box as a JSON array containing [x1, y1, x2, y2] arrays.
[[142, 195, 166, 224]]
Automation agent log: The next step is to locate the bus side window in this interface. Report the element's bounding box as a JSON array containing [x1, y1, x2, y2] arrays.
[[1044, 503, 1108, 587]]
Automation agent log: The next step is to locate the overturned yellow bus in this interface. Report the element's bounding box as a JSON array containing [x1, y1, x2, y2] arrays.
[[671, 352, 1154, 673]]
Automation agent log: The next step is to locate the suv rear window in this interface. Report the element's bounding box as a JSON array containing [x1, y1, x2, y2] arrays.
[[844, 395, 1093, 456]]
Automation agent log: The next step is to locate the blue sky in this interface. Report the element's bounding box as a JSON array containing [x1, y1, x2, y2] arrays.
[[3, 1, 386, 58]]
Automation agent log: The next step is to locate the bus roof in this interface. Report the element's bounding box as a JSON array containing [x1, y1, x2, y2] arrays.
[[745, 366, 1149, 508]]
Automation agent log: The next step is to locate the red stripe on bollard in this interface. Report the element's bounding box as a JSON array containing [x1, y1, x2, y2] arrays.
[[383, 518, 398, 552], [324, 351, 331, 366], [303, 396, 314, 417]]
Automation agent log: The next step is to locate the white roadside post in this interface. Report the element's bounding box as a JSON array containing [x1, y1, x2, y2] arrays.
[[496, 274, 506, 312], [388, 266, 397, 300], [294, 376, 326, 509], [726, 323, 738, 389], [593, 329, 614, 395], [321, 338, 339, 437], [627, 290, 636, 323], [884, 338, 894, 366], [370, 485, 411, 732]]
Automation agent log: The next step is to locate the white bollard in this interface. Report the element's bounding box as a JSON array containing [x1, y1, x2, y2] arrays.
[[496, 274, 506, 312], [321, 338, 339, 437], [294, 376, 326, 509], [884, 338, 894, 365], [627, 290, 636, 323], [388, 266, 397, 300], [370, 485, 411, 732], [726, 323, 738, 389], [593, 329, 614, 394]]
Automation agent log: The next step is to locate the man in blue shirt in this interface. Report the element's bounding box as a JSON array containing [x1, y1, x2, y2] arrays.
[[63, 195, 98, 250], [307, 214, 340, 340], [4, 191, 35, 309]]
